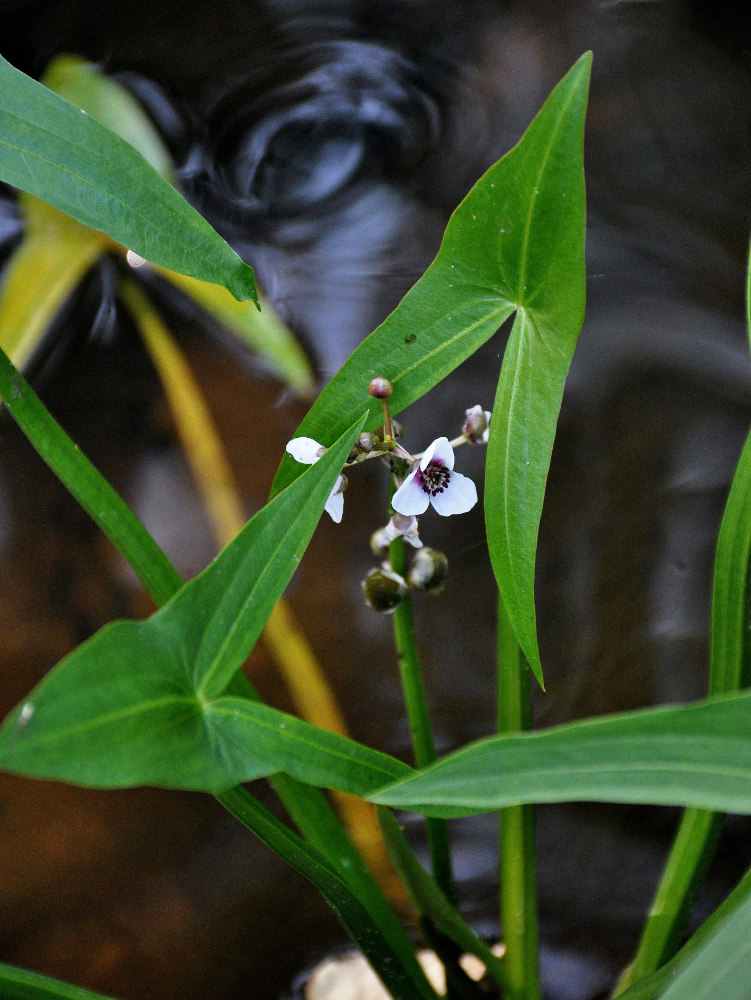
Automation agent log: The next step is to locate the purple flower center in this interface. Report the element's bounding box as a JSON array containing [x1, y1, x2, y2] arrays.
[[418, 460, 451, 497]]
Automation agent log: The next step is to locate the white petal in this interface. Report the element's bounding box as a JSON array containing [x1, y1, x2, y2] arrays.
[[391, 471, 431, 516], [384, 514, 423, 548], [430, 471, 477, 515], [324, 479, 345, 523], [422, 436, 454, 471], [286, 437, 324, 465]]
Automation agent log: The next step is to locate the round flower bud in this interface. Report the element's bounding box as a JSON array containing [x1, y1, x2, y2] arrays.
[[407, 547, 449, 593], [363, 567, 408, 613], [368, 376, 393, 399], [370, 527, 391, 559], [357, 431, 379, 453], [463, 405, 491, 444]]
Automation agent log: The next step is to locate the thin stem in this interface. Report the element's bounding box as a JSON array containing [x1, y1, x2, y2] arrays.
[[614, 810, 723, 993], [217, 786, 440, 1000], [615, 422, 751, 993], [390, 534, 456, 908], [498, 595, 541, 1000], [382, 396, 393, 441]]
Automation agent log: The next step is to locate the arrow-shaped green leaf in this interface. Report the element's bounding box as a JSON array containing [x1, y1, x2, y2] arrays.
[[0, 419, 406, 794], [271, 55, 591, 685]]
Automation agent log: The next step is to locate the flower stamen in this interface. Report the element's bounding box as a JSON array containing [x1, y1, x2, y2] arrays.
[[418, 461, 451, 497]]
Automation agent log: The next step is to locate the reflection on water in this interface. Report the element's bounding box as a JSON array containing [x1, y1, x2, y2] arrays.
[[0, 1, 750, 997]]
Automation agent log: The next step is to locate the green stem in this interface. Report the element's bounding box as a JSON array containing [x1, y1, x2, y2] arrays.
[[614, 809, 723, 993], [390, 534, 455, 905], [616, 866, 751, 1000], [497, 595, 541, 1000], [615, 423, 751, 993], [216, 786, 439, 1000]]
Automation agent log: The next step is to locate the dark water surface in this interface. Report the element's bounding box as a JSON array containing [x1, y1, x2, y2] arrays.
[[0, 2, 750, 998]]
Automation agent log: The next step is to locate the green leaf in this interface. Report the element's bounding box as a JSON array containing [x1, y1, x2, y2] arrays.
[[0, 345, 182, 604], [0, 54, 256, 302], [218, 787, 439, 1000], [656, 887, 751, 1000], [616, 242, 751, 992], [369, 691, 751, 816], [484, 56, 590, 685], [269, 57, 590, 686], [0, 962, 121, 1000], [270, 55, 591, 500], [0, 419, 416, 795], [615, 869, 751, 1000]]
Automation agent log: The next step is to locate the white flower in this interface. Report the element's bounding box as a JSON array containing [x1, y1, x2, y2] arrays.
[[463, 404, 491, 443], [391, 437, 477, 517], [286, 437, 346, 523]]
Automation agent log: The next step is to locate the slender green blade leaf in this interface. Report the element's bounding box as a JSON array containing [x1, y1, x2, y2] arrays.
[[484, 55, 590, 684], [0, 54, 256, 302], [0, 345, 182, 604], [618, 243, 751, 989], [616, 869, 751, 1000], [0, 962, 121, 1000], [370, 692, 751, 816], [710, 399, 751, 694], [271, 57, 597, 498]]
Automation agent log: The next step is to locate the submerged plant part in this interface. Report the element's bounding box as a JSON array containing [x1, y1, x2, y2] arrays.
[[392, 436, 477, 517], [286, 436, 347, 522]]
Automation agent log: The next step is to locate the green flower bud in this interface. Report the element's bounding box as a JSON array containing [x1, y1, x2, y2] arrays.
[[407, 547, 449, 593], [363, 567, 408, 613]]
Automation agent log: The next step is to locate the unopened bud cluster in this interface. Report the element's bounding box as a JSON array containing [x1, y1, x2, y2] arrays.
[[363, 544, 449, 613]]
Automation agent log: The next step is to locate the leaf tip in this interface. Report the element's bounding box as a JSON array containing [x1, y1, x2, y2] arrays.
[[227, 260, 259, 306]]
